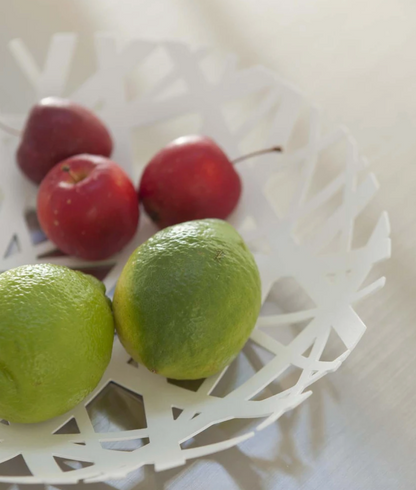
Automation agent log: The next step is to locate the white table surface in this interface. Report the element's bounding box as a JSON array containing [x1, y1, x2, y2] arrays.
[[1, 1, 415, 489]]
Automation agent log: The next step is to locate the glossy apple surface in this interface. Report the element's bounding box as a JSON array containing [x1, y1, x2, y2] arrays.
[[37, 154, 139, 261], [18, 97, 113, 184], [138, 135, 242, 228]]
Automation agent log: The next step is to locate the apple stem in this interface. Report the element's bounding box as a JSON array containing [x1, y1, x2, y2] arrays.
[[61, 165, 79, 184], [0, 121, 21, 138], [232, 145, 282, 164]]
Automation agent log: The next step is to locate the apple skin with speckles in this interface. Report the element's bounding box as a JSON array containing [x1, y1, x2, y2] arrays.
[[37, 154, 139, 261]]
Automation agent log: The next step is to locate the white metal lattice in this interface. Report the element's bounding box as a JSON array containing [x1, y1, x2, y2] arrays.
[[0, 33, 390, 484]]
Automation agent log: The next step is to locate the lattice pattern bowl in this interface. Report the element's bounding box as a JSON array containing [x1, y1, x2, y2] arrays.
[[0, 33, 390, 484]]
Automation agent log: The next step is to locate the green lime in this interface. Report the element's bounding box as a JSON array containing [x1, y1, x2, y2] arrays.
[[0, 264, 114, 424], [113, 219, 261, 380]]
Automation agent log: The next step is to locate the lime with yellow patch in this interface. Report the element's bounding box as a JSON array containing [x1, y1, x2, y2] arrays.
[[113, 219, 261, 380], [0, 264, 114, 423]]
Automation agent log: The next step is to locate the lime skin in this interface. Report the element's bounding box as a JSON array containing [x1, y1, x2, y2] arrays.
[[0, 264, 114, 424], [113, 219, 261, 380]]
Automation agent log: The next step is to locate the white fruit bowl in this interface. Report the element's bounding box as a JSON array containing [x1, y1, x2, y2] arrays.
[[0, 33, 391, 484]]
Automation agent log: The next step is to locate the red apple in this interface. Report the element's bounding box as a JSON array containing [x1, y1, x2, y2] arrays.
[[17, 97, 113, 184], [37, 154, 139, 261], [138, 135, 242, 228]]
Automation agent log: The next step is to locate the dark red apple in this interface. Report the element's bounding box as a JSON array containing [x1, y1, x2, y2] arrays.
[[17, 97, 113, 184], [37, 154, 139, 261], [138, 135, 242, 228]]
